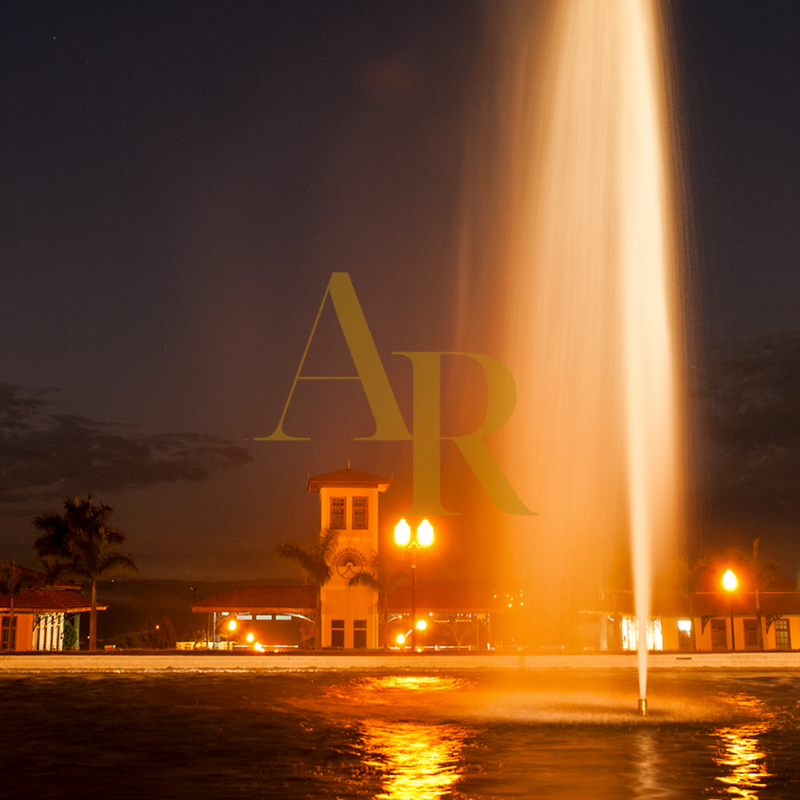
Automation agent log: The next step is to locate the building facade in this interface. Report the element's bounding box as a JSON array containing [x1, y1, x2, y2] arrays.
[[601, 591, 800, 653], [192, 466, 504, 650], [0, 562, 96, 651], [308, 467, 390, 649]]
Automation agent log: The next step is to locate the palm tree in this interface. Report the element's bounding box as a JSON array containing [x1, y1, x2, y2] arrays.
[[349, 554, 407, 650], [32, 496, 137, 651], [726, 539, 784, 651], [275, 529, 338, 650]]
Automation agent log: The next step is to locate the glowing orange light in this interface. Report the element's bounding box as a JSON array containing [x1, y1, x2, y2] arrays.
[[415, 619, 427, 631], [417, 519, 434, 547], [227, 618, 237, 631], [723, 570, 738, 592], [396, 633, 406, 645], [246, 632, 255, 643], [394, 519, 411, 547]]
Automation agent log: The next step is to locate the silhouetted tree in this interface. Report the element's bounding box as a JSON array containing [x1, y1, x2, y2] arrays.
[[32, 496, 137, 651], [275, 529, 338, 651], [138, 617, 176, 649], [442, 617, 475, 650], [662, 556, 710, 652], [724, 539, 786, 650]]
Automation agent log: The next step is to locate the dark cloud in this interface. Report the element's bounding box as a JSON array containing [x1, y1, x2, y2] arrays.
[[699, 329, 800, 526], [0, 384, 253, 504]]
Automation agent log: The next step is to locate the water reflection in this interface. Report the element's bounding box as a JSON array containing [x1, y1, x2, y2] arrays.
[[360, 718, 468, 800], [632, 729, 678, 800], [713, 695, 773, 799], [342, 676, 469, 799], [322, 674, 468, 712]]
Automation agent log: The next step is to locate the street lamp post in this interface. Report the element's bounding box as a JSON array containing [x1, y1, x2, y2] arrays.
[[212, 615, 238, 650], [723, 569, 738, 651], [394, 518, 434, 651]]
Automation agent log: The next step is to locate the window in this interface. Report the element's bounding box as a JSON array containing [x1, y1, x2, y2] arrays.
[[744, 618, 759, 650], [711, 619, 727, 651], [774, 619, 791, 651], [330, 497, 346, 529], [621, 617, 637, 651], [352, 497, 368, 529], [677, 619, 692, 651], [1, 616, 16, 650], [649, 618, 663, 651], [354, 620, 367, 649], [331, 619, 345, 648]]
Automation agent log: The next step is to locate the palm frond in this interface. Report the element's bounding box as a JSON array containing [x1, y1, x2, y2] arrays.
[[349, 553, 408, 594], [30, 495, 135, 582], [96, 552, 137, 580], [276, 529, 338, 588], [348, 571, 380, 591], [275, 542, 316, 572], [0, 562, 39, 596]]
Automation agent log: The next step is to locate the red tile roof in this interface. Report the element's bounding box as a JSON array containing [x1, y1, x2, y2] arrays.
[[386, 585, 505, 613], [192, 585, 317, 613], [595, 591, 800, 618], [694, 592, 800, 617], [307, 467, 391, 493], [0, 589, 100, 613]]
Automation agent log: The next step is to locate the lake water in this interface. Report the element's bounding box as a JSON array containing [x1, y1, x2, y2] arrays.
[[4, 659, 800, 798]]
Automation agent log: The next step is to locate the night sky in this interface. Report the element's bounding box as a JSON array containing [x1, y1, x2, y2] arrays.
[[2, 1, 800, 583]]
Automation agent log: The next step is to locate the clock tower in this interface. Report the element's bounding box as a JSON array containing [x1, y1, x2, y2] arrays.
[[307, 466, 391, 648]]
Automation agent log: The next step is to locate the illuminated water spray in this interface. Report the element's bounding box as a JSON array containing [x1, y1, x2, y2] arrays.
[[613, 0, 680, 708], [462, 0, 685, 708]]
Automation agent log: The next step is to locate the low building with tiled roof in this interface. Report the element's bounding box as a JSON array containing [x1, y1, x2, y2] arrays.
[[193, 585, 316, 615], [192, 585, 317, 650], [1, 560, 99, 651], [386, 585, 505, 615], [593, 589, 800, 653]]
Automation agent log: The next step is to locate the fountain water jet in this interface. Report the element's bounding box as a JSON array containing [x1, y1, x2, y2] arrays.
[[458, 0, 686, 709]]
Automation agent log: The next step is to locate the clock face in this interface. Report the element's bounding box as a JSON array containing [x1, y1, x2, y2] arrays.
[[334, 548, 365, 580]]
